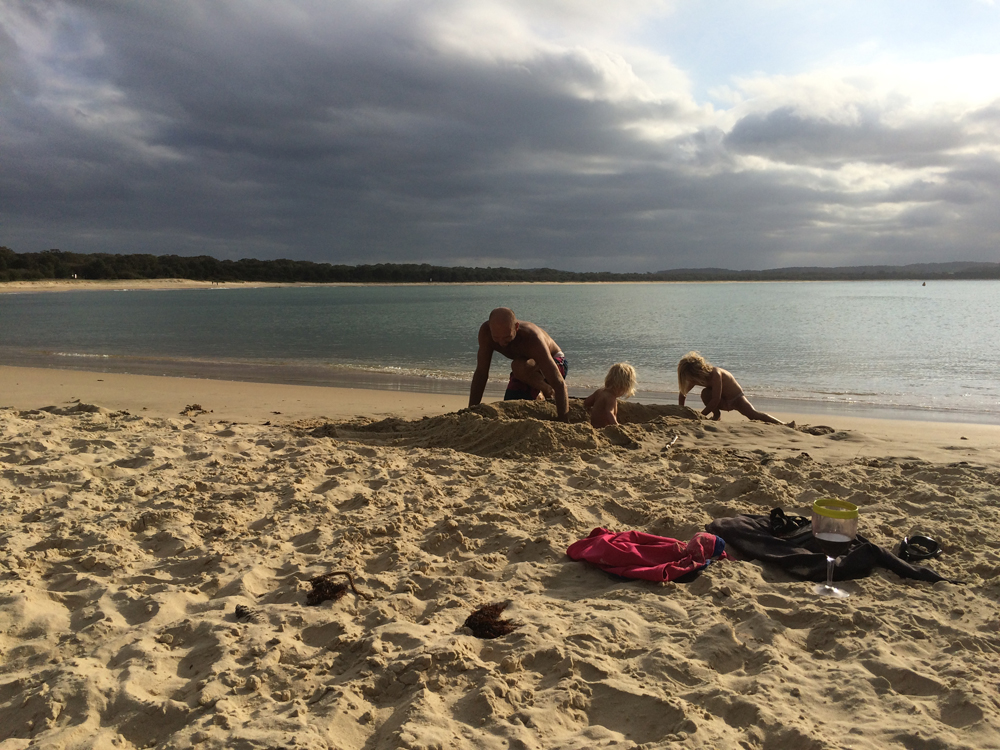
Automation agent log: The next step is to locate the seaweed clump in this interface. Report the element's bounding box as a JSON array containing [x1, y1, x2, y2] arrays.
[[464, 602, 523, 639], [306, 570, 371, 605], [234, 604, 263, 623]]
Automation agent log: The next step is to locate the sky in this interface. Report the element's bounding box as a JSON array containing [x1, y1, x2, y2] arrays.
[[2, 1, 999, 272]]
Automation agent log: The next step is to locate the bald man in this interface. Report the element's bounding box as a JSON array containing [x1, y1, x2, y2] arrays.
[[469, 307, 569, 420]]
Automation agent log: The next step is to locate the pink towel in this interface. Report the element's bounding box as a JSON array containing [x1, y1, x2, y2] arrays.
[[567, 528, 727, 581]]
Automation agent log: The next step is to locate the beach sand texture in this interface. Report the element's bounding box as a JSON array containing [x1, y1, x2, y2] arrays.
[[0, 280, 288, 294], [2, 385, 1000, 749]]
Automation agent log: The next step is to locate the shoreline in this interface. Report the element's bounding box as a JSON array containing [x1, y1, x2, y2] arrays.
[[1, 277, 990, 295], [0, 365, 470, 424], [0, 279, 297, 294], [2, 356, 998, 426], [2, 365, 999, 464]]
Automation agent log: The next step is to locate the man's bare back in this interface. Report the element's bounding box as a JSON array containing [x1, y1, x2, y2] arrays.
[[469, 308, 569, 420]]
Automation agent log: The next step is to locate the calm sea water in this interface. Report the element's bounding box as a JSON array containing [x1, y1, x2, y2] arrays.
[[2, 281, 999, 422]]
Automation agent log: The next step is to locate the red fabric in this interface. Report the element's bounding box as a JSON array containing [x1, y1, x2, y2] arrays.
[[566, 528, 727, 582]]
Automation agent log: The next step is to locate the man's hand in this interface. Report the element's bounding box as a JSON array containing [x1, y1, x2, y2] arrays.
[[532, 348, 569, 420]]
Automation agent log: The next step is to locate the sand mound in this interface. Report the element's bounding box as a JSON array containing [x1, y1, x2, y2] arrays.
[[615, 400, 700, 424], [297, 399, 699, 458], [40, 402, 110, 416]]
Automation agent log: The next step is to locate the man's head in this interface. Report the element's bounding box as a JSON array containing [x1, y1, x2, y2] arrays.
[[488, 307, 518, 346]]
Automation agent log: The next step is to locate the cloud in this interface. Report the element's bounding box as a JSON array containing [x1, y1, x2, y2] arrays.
[[725, 106, 969, 167], [1, 1, 998, 270]]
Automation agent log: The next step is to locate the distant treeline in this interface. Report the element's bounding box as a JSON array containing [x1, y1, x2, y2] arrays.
[[3, 246, 1000, 283]]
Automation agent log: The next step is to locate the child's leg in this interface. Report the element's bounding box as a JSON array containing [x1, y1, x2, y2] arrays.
[[732, 395, 787, 425], [699, 388, 721, 420]]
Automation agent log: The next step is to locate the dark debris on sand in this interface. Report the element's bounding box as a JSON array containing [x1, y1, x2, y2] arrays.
[[306, 570, 371, 605], [464, 602, 523, 639], [798, 424, 836, 435], [234, 604, 263, 623]]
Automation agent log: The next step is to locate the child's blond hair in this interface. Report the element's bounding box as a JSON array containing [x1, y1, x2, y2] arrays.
[[677, 351, 713, 396], [605, 362, 637, 398]]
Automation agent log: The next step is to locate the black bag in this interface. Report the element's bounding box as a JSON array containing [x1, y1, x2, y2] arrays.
[[707, 512, 953, 583]]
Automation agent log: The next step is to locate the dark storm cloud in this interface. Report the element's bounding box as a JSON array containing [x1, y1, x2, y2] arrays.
[[1, 1, 998, 270], [724, 106, 968, 168]]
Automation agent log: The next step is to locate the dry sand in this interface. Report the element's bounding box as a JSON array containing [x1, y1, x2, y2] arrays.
[[0, 279, 652, 295], [2, 366, 999, 749], [0, 280, 711, 295], [0, 280, 289, 294]]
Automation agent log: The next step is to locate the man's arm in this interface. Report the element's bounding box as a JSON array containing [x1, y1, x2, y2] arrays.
[[469, 325, 494, 407], [701, 368, 722, 416], [535, 348, 569, 420]]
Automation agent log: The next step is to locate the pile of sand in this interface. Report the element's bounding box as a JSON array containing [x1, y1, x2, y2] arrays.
[[297, 400, 697, 457], [1, 400, 998, 749]]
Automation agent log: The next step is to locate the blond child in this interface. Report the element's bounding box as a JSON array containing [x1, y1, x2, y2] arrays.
[[677, 352, 792, 426], [584, 363, 637, 428]]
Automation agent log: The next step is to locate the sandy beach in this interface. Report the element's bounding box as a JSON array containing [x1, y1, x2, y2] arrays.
[[2, 365, 999, 749], [0, 279, 694, 295], [0, 279, 297, 295]]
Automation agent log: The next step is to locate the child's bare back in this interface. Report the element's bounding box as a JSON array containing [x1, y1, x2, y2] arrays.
[[583, 387, 620, 428], [584, 363, 637, 428], [710, 367, 747, 408]]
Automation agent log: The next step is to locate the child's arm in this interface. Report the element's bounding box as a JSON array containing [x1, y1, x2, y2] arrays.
[[701, 368, 723, 417], [583, 390, 599, 410]]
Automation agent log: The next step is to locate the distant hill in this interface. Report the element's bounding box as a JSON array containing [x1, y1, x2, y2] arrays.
[[2, 246, 999, 283], [649, 262, 1000, 281]]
